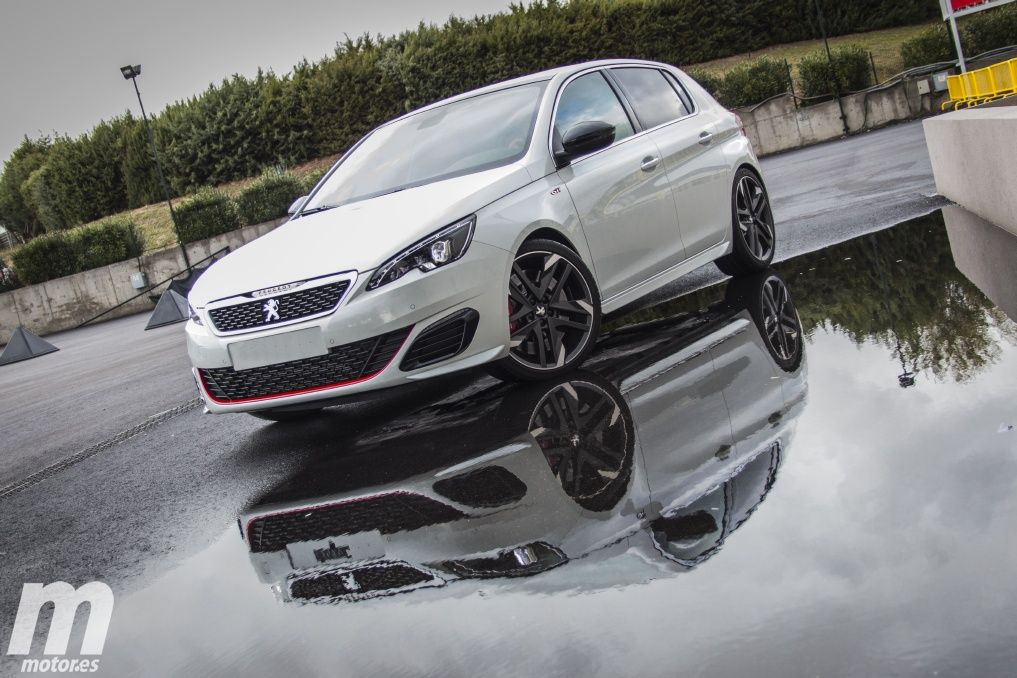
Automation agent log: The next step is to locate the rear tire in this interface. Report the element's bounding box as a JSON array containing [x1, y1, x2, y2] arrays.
[[725, 271, 803, 373], [716, 168, 776, 277], [486, 239, 601, 382]]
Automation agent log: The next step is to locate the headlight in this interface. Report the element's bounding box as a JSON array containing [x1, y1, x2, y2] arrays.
[[188, 303, 203, 325], [367, 215, 475, 291]]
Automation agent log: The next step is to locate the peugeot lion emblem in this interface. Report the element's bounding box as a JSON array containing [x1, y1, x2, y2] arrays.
[[262, 298, 280, 323]]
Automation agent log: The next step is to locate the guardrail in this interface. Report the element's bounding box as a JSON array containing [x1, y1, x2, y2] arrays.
[[943, 58, 1017, 110]]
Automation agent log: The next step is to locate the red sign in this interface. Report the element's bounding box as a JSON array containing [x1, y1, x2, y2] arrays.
[[952, 0, 988, 8]]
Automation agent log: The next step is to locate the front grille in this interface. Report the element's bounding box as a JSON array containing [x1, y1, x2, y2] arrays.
[[199, 327, 410, 403], [289, 562, 439, 601], [247, 493, 465, 553], [400, 309, 479, 371], [433, 466, 527, 508], [208, 280, 350, 332]]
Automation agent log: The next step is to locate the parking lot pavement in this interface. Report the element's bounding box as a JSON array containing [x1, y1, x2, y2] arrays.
[[3, 206, 1017, 677]]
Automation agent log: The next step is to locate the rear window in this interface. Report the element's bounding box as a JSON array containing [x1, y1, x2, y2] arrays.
[[610, 68, 690, 129]]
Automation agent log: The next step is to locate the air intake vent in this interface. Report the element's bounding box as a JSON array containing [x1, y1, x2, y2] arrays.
[[400, 309, 479, 371], [433, 466, 527, 508]]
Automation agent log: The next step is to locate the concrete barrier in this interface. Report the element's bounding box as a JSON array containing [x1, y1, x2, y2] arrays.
[[943, 205, 1017, 323], [924, 108, 1017, 237], [736, 77, 934, 156], [0, 217, 286, 345]]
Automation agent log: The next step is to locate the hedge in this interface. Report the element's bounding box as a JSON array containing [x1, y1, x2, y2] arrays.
[[0, 257, 21, 293], [900, 25, 955, 69], [174, 188, 241, 244], [10, 232, 81, 284], [799, 45, 874, 100], [76, 219, 145, 271], [236, 170, 302, 225], [715, 57, 792, 108], [900, 5, 1017, 69], [10, 219, 146, 285], [0, 0, 941, 240]]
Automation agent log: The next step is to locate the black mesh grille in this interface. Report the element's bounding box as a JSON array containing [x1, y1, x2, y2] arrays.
[[247, 493, 465, 553], [208, 281, 350, 332], [400, 309, 479, 371], [432, 466, 527, 508], [289, 562, 435, 600], [199, 327, 410, 403]]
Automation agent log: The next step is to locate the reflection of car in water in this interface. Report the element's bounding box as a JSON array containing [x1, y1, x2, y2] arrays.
[[239, 272, 807, 604]]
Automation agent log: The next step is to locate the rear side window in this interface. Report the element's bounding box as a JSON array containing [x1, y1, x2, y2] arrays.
[[553, 72, 634, 147], [610, 68, 690, 129]]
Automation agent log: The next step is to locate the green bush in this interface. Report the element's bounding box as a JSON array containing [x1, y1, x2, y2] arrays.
[[0, 257, 21, 293], [0, 137, 50, 241], [686, 68, 723, 99], [901, 25, 956, 69], [799, 45, 875, 101], [963, 5, 1017, 56], [174, 188, 241, 244], [236, 170, 303, 225], [21, 165, 68, 233], [74, 218, 145, 270], [8, 219, 146, 285], [10, 232, 80, 284], [716, 57, 792, 108]]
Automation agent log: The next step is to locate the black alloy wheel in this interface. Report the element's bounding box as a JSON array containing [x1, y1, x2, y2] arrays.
[[528, 378, 633, 512], [487, 239, 601, 381], [716, 168, 776, 276]]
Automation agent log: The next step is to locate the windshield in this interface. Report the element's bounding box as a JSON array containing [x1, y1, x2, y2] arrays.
[[304, 81, 547, 211]]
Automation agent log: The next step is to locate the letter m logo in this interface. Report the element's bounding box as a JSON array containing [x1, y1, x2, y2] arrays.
[[5, 582, 114, 656]]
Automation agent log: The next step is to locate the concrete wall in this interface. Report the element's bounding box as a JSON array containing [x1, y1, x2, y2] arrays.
[[924, 107, 1017, 237], [736, 77, 936, 156], [0, 217, 285, 345], [943, 205, 1017, 323]]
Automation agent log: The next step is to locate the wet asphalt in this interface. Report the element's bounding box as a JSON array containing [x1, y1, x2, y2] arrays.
[[5, 120, 1015, 677]]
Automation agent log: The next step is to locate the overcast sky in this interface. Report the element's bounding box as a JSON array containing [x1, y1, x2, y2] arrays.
[[0, 0, 513, 164]]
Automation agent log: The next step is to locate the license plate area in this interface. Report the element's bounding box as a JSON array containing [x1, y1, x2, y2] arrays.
[[286, 531, 387, 569], [228, 327, 326, 371]]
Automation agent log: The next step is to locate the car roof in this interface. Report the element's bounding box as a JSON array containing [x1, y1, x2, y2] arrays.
[[387, 59, 672, 124]]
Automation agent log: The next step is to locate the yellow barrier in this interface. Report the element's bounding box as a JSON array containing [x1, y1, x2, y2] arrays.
[[941, 57, 1017, 111]]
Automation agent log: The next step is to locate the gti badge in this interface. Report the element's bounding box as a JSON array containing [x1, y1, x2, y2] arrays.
[[262, 298, 280, 323]]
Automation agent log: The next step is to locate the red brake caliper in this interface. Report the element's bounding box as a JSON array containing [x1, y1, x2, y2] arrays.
[[508, 298, 519, 334]]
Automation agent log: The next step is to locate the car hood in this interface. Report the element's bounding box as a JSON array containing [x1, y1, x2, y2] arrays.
[[188, 164, 532, 306]]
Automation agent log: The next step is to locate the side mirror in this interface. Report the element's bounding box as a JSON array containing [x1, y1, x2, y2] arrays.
[[555, 120, 616, 168], [287, 195, 309, 216]]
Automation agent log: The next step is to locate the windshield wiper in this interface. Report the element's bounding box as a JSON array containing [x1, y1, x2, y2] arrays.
[[297, 204, 340, 217]]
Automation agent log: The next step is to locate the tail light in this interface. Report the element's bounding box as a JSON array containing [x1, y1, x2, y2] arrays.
[[734, 113, 748, 137]]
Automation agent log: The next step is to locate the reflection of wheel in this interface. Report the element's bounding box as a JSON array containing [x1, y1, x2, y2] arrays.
[[716, 168, 776, 276], [249, 407, 324, 423], [727, 272, 802, 372], [527, 376, 633, 512], [486, 239, 601, 382]]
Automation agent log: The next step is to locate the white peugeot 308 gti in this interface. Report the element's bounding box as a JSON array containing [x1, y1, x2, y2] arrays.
[[186, 59, 777, 420]]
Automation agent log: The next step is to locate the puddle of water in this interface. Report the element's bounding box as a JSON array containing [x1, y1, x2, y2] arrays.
[[32, 209, 1017, 677]]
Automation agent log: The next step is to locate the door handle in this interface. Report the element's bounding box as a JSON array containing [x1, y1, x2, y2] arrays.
[[640, 156, 661, 172], [699, 130, 714, 145]]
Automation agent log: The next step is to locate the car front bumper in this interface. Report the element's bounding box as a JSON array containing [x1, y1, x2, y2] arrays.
[[187, 241, 512, 413]]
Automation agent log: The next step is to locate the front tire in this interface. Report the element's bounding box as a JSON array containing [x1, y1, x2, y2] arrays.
[[716, 168, 776, 276], [486, 239, 601, 382]]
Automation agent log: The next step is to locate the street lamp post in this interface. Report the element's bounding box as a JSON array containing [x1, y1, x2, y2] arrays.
[[120, 64, 191, 270], [813, 0, 849, 137]]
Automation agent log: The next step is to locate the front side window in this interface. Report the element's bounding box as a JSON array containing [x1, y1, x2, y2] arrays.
[[610, 68, 690, 129], [305, 81, 547, 211], [553, 72, 634, 151]]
